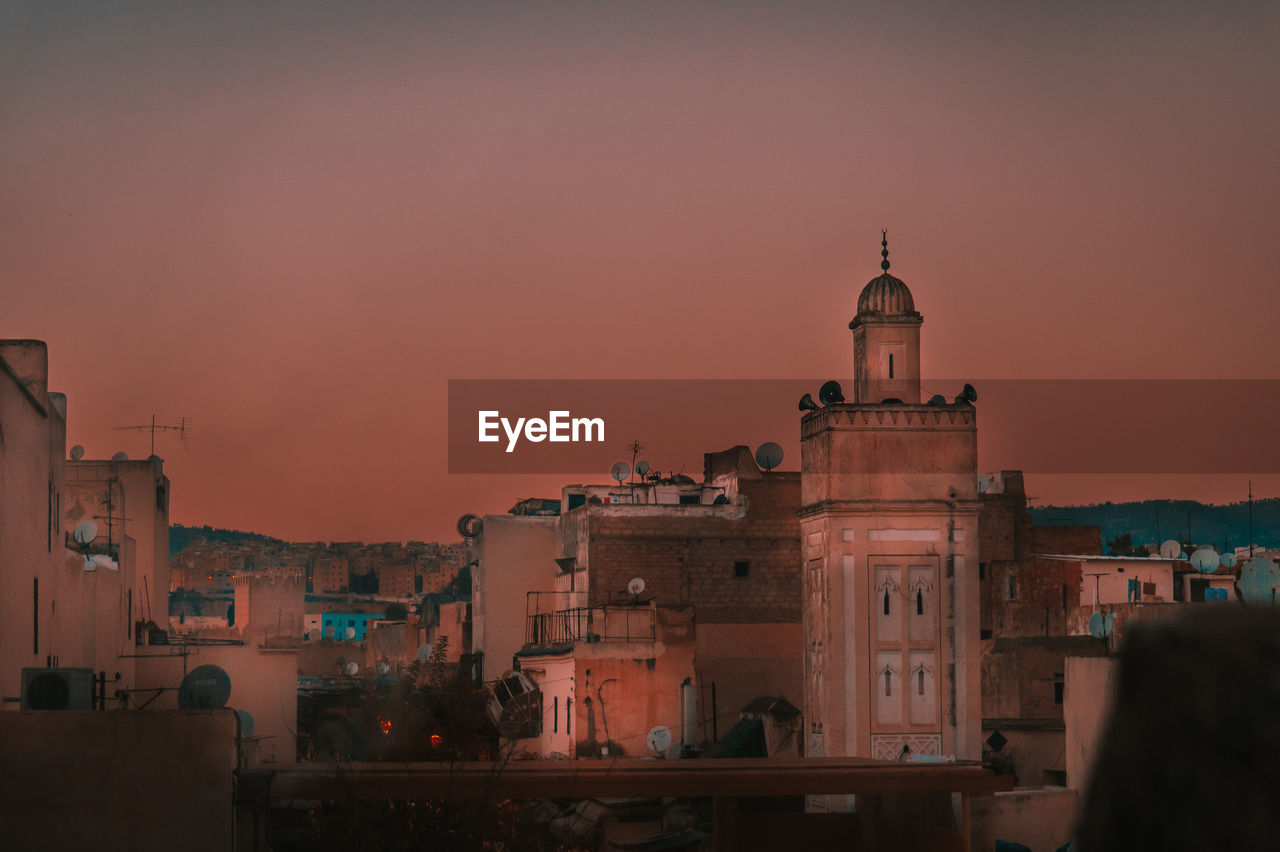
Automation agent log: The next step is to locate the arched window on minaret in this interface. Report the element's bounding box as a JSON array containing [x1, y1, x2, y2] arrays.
[[883, 590, 891, 615], [916, 589, 924, 615], [884, 669, 892, 697], [918, 668, 926, 695]]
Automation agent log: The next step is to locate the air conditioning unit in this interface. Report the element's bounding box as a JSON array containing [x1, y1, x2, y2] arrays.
[[21, 667, 95, 710]]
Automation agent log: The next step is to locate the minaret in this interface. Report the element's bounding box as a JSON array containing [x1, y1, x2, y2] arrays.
[[800, 237, 981, 782], [850, 231, 923, 404]]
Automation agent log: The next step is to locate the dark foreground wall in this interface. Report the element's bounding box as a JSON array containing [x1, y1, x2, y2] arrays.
[[0, 710, 236, 852]]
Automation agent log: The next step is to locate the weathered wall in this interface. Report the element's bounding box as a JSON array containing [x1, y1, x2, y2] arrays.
[[1031, 525, 1102, 556], [135, 643, 298, 763], [574, 606, 697, 757], [475, 515, 559, 681], [1064, 655, 1119, 790], [695, 621, 803, 733], [0, 710, 236, 851], [0, 340, 66, 708], [582, 474, 801, 623], [991, 787, 1078, 852]]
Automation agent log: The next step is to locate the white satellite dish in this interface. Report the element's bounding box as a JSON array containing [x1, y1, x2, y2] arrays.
[[610, 462, 630, 483], [69, 444, 85, 461], [755, 442, 784, 472], [1221, 552, 1239, 569], [111, 451, 129, 461], [647, 725, 673, 755], [1159, 539, 1183, 559], [345, 661, 359, 676], [72, 520, 99, 545], [627, 577, 646, 597], [345, 626, 356, 640], [417, 644, 432, 661], [1191, 547, 1219, 573], [636, 461, 651, 477]]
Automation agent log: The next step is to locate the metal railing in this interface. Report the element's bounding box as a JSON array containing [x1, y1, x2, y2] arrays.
[[525, 605, 656, 646]]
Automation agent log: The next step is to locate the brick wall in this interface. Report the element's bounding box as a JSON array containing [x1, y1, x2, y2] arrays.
[[584, 476, 802, 624]]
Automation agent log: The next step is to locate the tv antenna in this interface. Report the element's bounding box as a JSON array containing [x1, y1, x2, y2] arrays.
[[627, 440, 644, 483], [113, 414, 192, 456]]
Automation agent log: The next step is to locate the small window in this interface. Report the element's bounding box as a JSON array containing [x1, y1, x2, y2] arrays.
[[884, 670, 892, 697], [980, 629, 993, 640], [566, 697, 572, 737], [553, 696, 559, 733], [883, 590, 891, 615], [888, 353, 895, 379], [918, 669, 926, 695], [567, 493, 586, 510], [33, 577, 39, 655], [679, 494, 699, 505], [979, 562, 987, 580], [734, 560, 750, 578], [916, 589, 924, 615], [1054, 680, 1064, 705]]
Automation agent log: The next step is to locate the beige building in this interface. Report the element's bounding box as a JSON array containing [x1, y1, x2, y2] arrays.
[[800, 246, 982, 766], [0, 341, 69, 707]]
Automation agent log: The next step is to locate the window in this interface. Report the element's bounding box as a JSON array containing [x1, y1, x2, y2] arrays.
[[679, 494, 699, 505], [553, 696, 559, 733], [884, 670, 892, 696], [567, 493, 586, 510], [1006, 574, 1017, 601], [566, 697, 572, 737], [888, 353, 895, 379], [1054, 678, 1064, 705], [979, 562, 986, 580], [734, 560, 750, 578], [33, 578, 39, 654], [883, 590, 891, 615], [916, 589, 924, 615], [918, 669, 926, 695]]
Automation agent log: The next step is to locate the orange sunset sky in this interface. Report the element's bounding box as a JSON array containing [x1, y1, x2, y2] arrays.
[[4, 1, 1278, 543]]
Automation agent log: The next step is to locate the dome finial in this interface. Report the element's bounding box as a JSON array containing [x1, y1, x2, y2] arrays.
[[880, 229, 890, 272]]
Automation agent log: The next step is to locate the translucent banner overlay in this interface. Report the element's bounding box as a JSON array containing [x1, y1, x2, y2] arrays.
[[448, 379, 1280, 475]]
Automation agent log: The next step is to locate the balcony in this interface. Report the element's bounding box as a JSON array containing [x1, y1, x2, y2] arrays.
[[524, 592, 656, 646]]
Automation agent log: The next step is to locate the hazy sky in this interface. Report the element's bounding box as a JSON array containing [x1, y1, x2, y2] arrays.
[[4, 1, 1278, 542]]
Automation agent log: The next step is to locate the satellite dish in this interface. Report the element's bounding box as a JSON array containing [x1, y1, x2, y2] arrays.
[[1088, 611, 1114, 639], [1239, 555, 1280, 605], [798, 393, 819, 412], [627, 577, 646, 597], [178, 664, 232, 709], [755, 442, 784, 472], [457, 513, 482, 538], [72, 520, 99, 545], [1159, 540, 1183, 559], [636, 461, 651, 476], [926, 394, 947, 406], [1191, 547, 1219, 573], [111, 451, 129, 461], [69, 444, 85, 461], [1221, 552, 1239, 569], [235, 709, 255, 738], [417, 644, 432, 661], [345, 661, 359, 676], [961, 383, 978, 403], [818, 381, 845, 406], [345, 626, 356, 640], [610, 462, 630, 483], [647, 725, 673, 755]]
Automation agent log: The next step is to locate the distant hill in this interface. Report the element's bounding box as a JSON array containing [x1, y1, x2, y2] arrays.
[[1031, 498, 1280, 551], [169, 524, 285, 558]]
